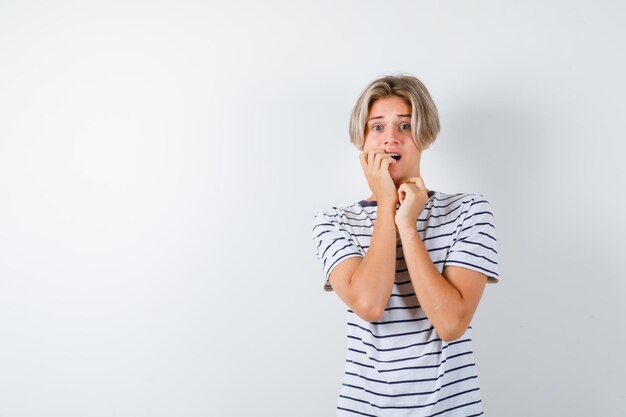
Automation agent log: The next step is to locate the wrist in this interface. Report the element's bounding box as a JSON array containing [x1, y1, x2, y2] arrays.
[[377, 204, 397, 219], [378, 201, 397, 210], [377, 196, 398, 207], [397, 223, 419, 236]]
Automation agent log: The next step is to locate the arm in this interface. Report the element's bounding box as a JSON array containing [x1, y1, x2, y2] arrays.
[[328, 149, 400, 322], [329, 203, 397, 322], [398, 226, 487, 342]]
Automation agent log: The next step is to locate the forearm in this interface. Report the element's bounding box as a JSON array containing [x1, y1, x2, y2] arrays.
[[350, 204, 397, 318], [398, 226, 463, 339]]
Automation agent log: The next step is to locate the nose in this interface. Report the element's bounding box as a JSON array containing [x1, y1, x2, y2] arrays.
[[383, 132, 400, 146]]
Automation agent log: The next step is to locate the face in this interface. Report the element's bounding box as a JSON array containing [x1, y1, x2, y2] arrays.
[[363, 95, 422, 185]]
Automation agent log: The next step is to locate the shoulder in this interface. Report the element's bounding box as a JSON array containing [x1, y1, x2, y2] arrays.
[[435, 191, 494, 213], [426, 191, 484, 217], [435, 190, 490, 202], [312, 202, 366, 227], [461, 193, 495, 216]]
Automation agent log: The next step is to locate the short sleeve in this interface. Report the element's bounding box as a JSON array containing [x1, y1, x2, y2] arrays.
[[311, 210, 364, 291], [444, 195, 500, 283]]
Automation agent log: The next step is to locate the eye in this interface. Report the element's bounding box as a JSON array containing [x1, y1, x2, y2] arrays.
[[400, 123, 411, 131], [372, 125, 382, 132]]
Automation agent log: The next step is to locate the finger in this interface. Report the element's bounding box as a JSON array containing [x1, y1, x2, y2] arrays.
[[405, 177, 425, 190], [380, 156, 391, 172], [365, 149, 391, 172], [376, 152, 393, 170], [367, 150, 378, 169], [371, 151, 380, 169], [359, 152, 367, 171], [399, 183, 417, 197]]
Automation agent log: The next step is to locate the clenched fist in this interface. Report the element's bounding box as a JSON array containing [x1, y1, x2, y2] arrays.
[[395, 177, 430, 230]]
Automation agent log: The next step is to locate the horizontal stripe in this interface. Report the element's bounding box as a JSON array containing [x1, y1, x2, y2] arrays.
[[324, 212, 374, 222], [432, 194, 473, 209], [444, 338, 472, 349], [347, 322, 433, 339], [462, 210, 493, 223], [331, 243, 361, 258], [422, 230, 457, 243], [351, 351, 473, 375], [426, 400, 482, 417], [434, 192, 465, 201], [342, 375, 478, 398], [348, 334, 472, 356], [326, 253, 362, 277], [418, 216, 465, 233], [347, 334, 440, 352], [345, 362, 476, 385], [348, 304, 421, 314], [390, 292, 416, 298], [382, 304, 421, 311], [320, 236, 351, 259], [462, 412, 484, 417], [324, 247, 360, 268], [314, 228, 331, 240], [340, 387, 480, 410], [348, 347, 441, 364], [448, 249, 497, 264], [347, 360, 376, 369], [453, 238, 498, 254], [443, 259, 498, 276], [311, 222, 332, 233], [361, 241, 451, 250], [368, 316, 429, 326], [336, 406, 376, 417], [376, 351, 473, 373], [458, 220, 495, 236]]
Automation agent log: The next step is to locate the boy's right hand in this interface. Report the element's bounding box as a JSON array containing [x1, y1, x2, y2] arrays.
[[359, 149, 398, 207]]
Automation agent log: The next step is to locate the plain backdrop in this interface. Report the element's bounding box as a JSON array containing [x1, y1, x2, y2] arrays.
[[1, 1, 625, 416]]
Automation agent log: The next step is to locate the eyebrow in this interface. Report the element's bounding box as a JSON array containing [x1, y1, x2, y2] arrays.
[[367, 114, 411, 122]]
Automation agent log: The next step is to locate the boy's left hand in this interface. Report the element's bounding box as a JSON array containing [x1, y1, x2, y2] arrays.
[[395, 177, 430, 231]]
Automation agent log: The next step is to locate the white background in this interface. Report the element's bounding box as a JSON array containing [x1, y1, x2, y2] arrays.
[[1, 1, 625, 416]]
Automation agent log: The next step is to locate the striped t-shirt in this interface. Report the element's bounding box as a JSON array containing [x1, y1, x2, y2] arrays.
[[311, 190, 500, 417]]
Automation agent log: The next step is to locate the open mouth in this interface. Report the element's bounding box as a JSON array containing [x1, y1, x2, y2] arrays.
[[389, 153, 401, 161]]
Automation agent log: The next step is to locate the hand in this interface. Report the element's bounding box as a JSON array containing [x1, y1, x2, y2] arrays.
[[395, 177, 430, 230], [359, 149, 398, 207]]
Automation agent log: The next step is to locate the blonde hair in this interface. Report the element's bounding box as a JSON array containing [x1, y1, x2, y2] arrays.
[[349, 74, 440, 151]]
